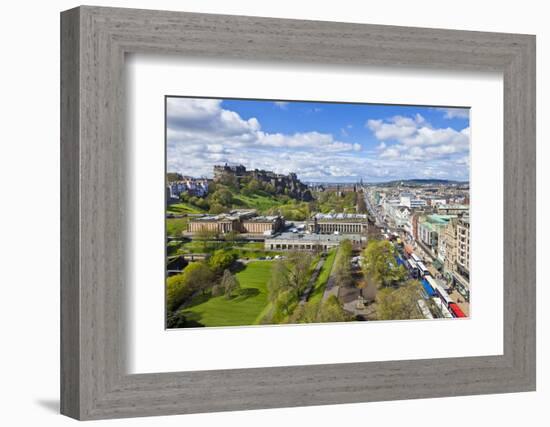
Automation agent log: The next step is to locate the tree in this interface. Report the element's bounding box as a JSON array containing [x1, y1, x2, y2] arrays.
[[166, 310, 199, 328], [166, 261, 214, 311], [166, 172, 183, 182], [246, 178, 262, 193], [290, 300, 322, 324], [267, 251, 313, 324], [271, 290, 296, 323], [317, 295, 350, 323], [194, 198, 209, 210], [166, 273, 194, 312], [217, 172, 239, 191], [209, 202, 226, 214], [375, 280, 424, 320], [179, 192, 190, 203], [208, 250, 237, 274], [211, 188, 234, 207], [195, 227, 219, 252], [362, 240, 407, 288], [332, 240, 353, 288], [284, 251, 313, 293], [357, 195, 367, 213], [267, 259, 291, 302], [211, 284, 224, 297], [220, 269, 241, 299], [223, 230, 241, 243], [361, 275, 378, 303]]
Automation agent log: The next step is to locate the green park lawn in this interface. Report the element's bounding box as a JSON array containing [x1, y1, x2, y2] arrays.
[[182, 261, 273, 327], [308, 249, 337, 304]]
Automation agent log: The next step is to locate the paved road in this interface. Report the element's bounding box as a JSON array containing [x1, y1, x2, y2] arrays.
[[322, 259, 340, 302]]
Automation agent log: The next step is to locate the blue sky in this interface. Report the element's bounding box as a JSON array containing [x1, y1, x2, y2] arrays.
[[166, 97, 470, 183]]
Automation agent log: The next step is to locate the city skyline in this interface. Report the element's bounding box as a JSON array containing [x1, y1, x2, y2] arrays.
[[167, 97, 470, 183]]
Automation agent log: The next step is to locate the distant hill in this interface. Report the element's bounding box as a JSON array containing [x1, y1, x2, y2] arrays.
[[368, 178, 469, 186]]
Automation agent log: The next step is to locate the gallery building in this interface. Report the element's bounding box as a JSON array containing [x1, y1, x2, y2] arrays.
[[187, 210, 285, 235], [306, 213, 369, 235], [264, 232, 365, 252]]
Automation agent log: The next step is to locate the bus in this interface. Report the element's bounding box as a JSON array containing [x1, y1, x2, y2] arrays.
[[427, 276, 454, 306], [421, 277, 437, 298], [432, 297, 453, 318], [417, 299, 434, 319], [416, 261, 430, 277], [410, 253, 421, 263], [448, 302, 467, 318], [407, 259, 419, 278]]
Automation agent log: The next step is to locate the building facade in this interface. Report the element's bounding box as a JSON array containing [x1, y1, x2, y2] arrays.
[[265, 232, 364, 251], [188, 210, 285, 235], [307, 213, 369, 235], [241, 216, 285, 235], [456, 217, 470, 275]]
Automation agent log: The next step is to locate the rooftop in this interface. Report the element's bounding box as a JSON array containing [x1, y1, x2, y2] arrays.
[[267, 232, 362, 242], [312, 213, 368, 221], [243, 215, 282, 222]]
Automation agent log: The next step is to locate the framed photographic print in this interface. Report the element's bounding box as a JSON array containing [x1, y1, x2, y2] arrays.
[[61, 6, 536, 420]]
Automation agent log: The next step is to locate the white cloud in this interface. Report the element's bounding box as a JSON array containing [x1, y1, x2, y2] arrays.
[[367, 113, 470, 165], [274, 101, 288, 109], [166, 98, 469, 182], [167, 98, 365, 179], [437, 107, 470, 119], [366, 115, 421, 140]]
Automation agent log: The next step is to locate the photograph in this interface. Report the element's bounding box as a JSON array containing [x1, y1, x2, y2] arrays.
[[165, 97, 471, 328]]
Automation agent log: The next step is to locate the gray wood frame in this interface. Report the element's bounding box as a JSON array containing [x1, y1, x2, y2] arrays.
[[60, 5, 536, 420]]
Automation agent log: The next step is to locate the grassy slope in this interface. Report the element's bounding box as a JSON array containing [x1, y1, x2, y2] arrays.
[[232, 193, 282, 211], [166, 218, 188, 237], [167, 202, 204, 215], [182, 261, 272, 327], [309, 249, 337, 304]]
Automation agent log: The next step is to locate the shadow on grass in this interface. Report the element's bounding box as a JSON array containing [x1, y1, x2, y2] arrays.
[[178, 311, 205, 327], [184, 291, 212, 309], [233, 287, 260, 301]]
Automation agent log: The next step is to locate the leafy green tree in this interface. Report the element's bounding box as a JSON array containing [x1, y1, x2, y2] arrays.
[[267, 260, 291, 302], [283, 251, 313, 293], [332, 240, 353, 288], [317, 295, 350, 323], [166, 172, 183, 182], [271, 290, 296, 323], [211, 188, 234, 207], [362, 240, 407, 288], [220, 269, 241, 299], [194, 198, 209, 210], [209, 202, 226, 214], [166, 261, 214, 311], [246, 178, 262, 193], [166, 310, 203, 328], [375, 280, 424, 320], [290, 300, 321, 324], [208, 250, 237, 274], [166, 273, 194, 312], [195, 228, 219, 252], [267, 251, 313, 324], [217, 172, 239, 191], [211, 284, 224, 297]]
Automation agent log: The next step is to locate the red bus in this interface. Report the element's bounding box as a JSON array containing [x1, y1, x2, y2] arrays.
[[448, 302, 466, 318]]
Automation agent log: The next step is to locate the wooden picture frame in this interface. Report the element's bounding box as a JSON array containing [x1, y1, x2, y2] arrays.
[[60, 5, 536, 420]]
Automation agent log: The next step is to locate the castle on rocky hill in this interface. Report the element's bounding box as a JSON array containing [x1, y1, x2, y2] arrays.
[[213, 164, 313, 201]]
